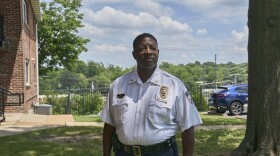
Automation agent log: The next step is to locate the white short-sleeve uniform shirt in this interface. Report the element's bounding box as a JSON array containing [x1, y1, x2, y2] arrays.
[[100, 68, 202, 146]]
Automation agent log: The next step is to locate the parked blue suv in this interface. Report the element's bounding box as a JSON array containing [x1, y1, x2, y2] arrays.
[[208, 84, 248, 115]]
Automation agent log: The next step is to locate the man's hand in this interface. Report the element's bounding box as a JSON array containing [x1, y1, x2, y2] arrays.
[[182, 126, 195, 156], [103, 123, 116, 156]]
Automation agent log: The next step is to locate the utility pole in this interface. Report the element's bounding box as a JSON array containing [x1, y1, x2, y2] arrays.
[[215, 54, 217, 89]]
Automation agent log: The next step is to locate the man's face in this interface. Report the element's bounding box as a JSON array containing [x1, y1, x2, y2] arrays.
[[133, 37, 159, 69]]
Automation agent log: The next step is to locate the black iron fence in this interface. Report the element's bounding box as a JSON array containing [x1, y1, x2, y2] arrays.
[[188, 83, 214, 111], [39, 88, 108, 115], [40, 84, 213, 115]]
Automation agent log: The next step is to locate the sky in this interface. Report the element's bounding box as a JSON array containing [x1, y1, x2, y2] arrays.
[[73, 0, 249, 68]]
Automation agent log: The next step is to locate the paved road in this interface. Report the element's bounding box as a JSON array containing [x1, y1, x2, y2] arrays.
[[223, 111, 247, 120], [206, 110, 247, 119]]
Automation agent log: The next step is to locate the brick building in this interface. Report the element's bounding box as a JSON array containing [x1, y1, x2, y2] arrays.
[[0, 0, 41, 113]]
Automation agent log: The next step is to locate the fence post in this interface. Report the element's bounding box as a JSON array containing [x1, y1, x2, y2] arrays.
[[200, 85, 203, 111], [82, 90, 85, 115], [66, 92, 71, 114]]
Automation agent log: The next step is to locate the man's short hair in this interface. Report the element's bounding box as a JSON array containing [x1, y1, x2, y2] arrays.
[[133, 33, 158, 50]]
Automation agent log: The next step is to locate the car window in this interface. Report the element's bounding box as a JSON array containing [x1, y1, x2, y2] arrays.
[[234, 86, 248, 93], [214, 87, 228, 93]]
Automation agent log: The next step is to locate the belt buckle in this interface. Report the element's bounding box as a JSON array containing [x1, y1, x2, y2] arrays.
[[133, 146, 141, 156]]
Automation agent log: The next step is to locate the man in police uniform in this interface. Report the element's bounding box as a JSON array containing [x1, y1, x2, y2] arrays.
[[101, 33, 202, 156]]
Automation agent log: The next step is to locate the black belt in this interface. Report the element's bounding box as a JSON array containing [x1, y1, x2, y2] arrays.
[[117, 136, 176, 156]]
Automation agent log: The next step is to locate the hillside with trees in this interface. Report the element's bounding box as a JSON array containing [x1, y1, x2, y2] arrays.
[[40, 60, 248, 92]]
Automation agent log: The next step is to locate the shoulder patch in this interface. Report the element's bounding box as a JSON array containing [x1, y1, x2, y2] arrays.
[[186, 91, 194, 105]]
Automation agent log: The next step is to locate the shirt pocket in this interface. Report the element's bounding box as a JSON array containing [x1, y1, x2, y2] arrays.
[[112, 96, 130, 126], [148, 97, 173, 125]]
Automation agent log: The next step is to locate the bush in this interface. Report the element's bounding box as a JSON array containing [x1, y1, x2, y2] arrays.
[[192, 92, 208, 111], [44, 94, 68, 114], [188, 84, 208, 111], [92, 92, 104, 114]]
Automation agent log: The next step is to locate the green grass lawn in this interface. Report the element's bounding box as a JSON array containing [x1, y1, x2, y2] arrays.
[[0, 126, 103, 156], [0, 126, 245, 156], [199, 112, 246, 125], [0, 112, 246, 155], [73, 115, 102, 122]]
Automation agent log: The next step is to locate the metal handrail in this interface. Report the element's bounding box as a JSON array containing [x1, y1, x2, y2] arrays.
[[0, 87, 24, 123], [0, 88, 6, 123]]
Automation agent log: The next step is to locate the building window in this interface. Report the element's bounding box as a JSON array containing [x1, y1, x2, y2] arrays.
[[25, 59, 30, 86], [22, 0, 28, 24]]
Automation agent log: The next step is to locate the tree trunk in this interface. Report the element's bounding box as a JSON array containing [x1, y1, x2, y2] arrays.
[[232, 0, 280, 155]]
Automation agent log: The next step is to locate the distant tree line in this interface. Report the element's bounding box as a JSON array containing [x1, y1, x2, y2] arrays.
[[39, 60, 248, 92]]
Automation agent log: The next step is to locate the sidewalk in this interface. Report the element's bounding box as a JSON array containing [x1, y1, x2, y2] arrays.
[[0, 113, 246, 137], [0, 113, 104, 137]]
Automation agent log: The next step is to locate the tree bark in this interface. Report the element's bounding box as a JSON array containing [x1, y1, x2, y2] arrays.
[[232, 0, 280, 155]]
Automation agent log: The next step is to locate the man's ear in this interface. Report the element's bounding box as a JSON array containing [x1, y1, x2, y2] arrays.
[[132, 51, 136, 59]]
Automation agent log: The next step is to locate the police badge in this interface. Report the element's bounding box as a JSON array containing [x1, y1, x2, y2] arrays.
[[160, 86, 168, 99]]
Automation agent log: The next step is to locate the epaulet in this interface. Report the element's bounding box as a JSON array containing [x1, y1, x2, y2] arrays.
[[160, 69, 186, 87], [113, 70, 134, 84], [161, 70, 173, 77]]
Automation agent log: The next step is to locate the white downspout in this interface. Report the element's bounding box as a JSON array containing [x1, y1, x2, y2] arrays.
[[36, 23, 39, 104]]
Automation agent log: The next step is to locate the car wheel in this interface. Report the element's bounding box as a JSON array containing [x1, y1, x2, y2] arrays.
[[229, 102, 243, 115], [216, 110, 226, 114]]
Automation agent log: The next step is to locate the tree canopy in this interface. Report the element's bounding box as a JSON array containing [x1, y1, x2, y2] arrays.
[[38, 0, 90, 75]]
